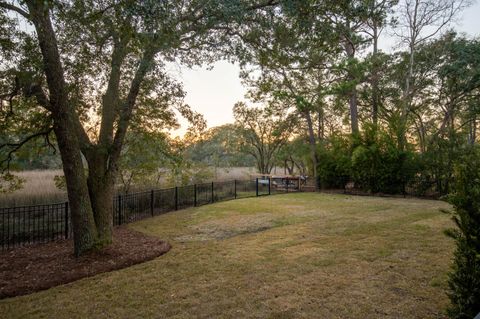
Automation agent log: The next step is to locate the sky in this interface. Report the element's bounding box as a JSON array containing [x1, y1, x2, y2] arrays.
[[172, 0, 480, 137]]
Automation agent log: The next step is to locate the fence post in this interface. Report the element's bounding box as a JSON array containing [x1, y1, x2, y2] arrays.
[[286, 178, 289, 193], [268, 177, 271, 195], [64, 202, 69, 239], [117, 195, 122, 225], [256, 178, 259, 197], [234, 179, 237, 199], [194, 184, 197, 207], [150, 190, 154, 216], [211, 182, 214, 203], [175, 187, 178, 210]]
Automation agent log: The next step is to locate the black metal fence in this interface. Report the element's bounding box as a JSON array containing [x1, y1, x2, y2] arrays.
[[1, 178, 302, 250], [330, 177, 443, 199]]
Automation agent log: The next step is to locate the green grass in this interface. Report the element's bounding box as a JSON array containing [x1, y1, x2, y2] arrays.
[[0, 193, 454, 318]]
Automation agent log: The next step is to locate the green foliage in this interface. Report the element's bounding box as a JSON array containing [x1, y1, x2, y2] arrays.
[[118, 130, 177, 193], [164, 158, 213, 187], [444, 149, 480, 318], [53, 175, 66, 191], [118, 130, 215, 191], [351, 125, 417, 194], [233, 102, 295, 174], [316, 126, 420, 194], [317, 136, 352, 189], [275, 138, 310, 175], [0, 172, 24, 194], [186, 124, 255, 167], [414, 136, 464, 196]]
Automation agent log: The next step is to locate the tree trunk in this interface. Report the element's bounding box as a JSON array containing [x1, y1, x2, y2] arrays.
[[317, 107, 324, 140], [399, 45, 415, 150], [469, 114, 476, 145], [349, 89, 359, 135], [86, 152, 115, 246], [26, 0, 99, 256], [287, 157, 295, 175], [371, 21, 379, 126], [345, 40, 359, 135], [53, 113, 98, 256], [23, 0, 156, 256], [304, 111, 319, 190]]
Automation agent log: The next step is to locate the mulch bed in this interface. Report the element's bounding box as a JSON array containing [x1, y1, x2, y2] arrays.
[[0, 227, 171, 299]]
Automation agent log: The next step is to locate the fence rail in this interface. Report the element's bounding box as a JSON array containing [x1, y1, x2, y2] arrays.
[[1, 178, 302, 250]]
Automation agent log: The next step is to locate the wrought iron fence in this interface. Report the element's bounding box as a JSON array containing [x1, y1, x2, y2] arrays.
[[0, 202, 70, 250], [1, 178, 302, 250]]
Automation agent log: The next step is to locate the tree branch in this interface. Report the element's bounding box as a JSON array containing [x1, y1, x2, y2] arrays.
[[0, 128, 54, 171], [0, 1, 30, 19]]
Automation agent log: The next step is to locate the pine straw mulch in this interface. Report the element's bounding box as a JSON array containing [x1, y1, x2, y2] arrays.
[[0, 227, 171, 299]]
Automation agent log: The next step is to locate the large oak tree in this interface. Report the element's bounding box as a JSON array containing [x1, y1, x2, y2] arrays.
[[0, 0, 277, 255]]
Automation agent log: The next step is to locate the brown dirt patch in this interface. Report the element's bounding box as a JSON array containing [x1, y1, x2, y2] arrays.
[[175, 214, 275, 242], [0, 227, 171, 299]]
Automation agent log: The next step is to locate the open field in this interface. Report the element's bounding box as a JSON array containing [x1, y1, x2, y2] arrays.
[[0, 167, 258, 208], [0, 193, 454, 318], [0, 170, 66, 208]]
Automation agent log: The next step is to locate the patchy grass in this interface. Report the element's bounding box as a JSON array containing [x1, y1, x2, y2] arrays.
[[0, 193, 454, 318]]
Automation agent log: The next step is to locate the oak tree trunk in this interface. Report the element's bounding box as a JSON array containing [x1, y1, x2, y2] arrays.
[[26, 0, 99, 256], [87, 152, 115, 246], [53, 113, 98, 256]]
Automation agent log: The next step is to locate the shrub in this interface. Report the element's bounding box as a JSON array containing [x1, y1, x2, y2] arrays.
[[317, 136, 351, 189], [444, 150, 480, 319], [350, 125, 418, 194]]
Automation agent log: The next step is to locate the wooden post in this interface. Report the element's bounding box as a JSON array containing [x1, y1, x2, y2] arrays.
[[286, 178, 289, 193], [256, 178, 259, 197], [268, 177, 271, 195], [234, 179, 237, 199]]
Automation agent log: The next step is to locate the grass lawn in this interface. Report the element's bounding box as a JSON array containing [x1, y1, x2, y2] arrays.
[[0, 193, 454, 318]]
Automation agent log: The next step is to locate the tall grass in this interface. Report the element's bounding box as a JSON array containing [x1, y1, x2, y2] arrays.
[[0, 170, 67, 208], [0, 167, 259, 208]]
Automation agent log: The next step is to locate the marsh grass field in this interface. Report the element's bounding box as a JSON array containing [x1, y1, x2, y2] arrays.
[[0, 167, 258, 208], [0, 193, 454, 319], [0, 170, 67, 208]]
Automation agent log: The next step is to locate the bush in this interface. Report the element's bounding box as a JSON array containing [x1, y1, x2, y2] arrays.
[[416, 135, 465, 196], [444, 150, 480, 319], [350, 125, 418, 194], [317, 136, 351, 189]]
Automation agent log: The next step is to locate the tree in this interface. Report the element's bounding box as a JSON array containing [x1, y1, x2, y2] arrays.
[[185, 124, 255, 168], [235, 0, 396, 189], [235, 1, 337, 187], [118, 130, 173, 194], [0, 0, 278, 255], [233, 102, 294, 174], [393, 0, 470, 149], [362, 0, 397, 126], [274, 138, 309, 176]]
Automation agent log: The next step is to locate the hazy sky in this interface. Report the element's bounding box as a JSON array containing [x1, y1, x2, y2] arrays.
[[172, 1, 480, 136]]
